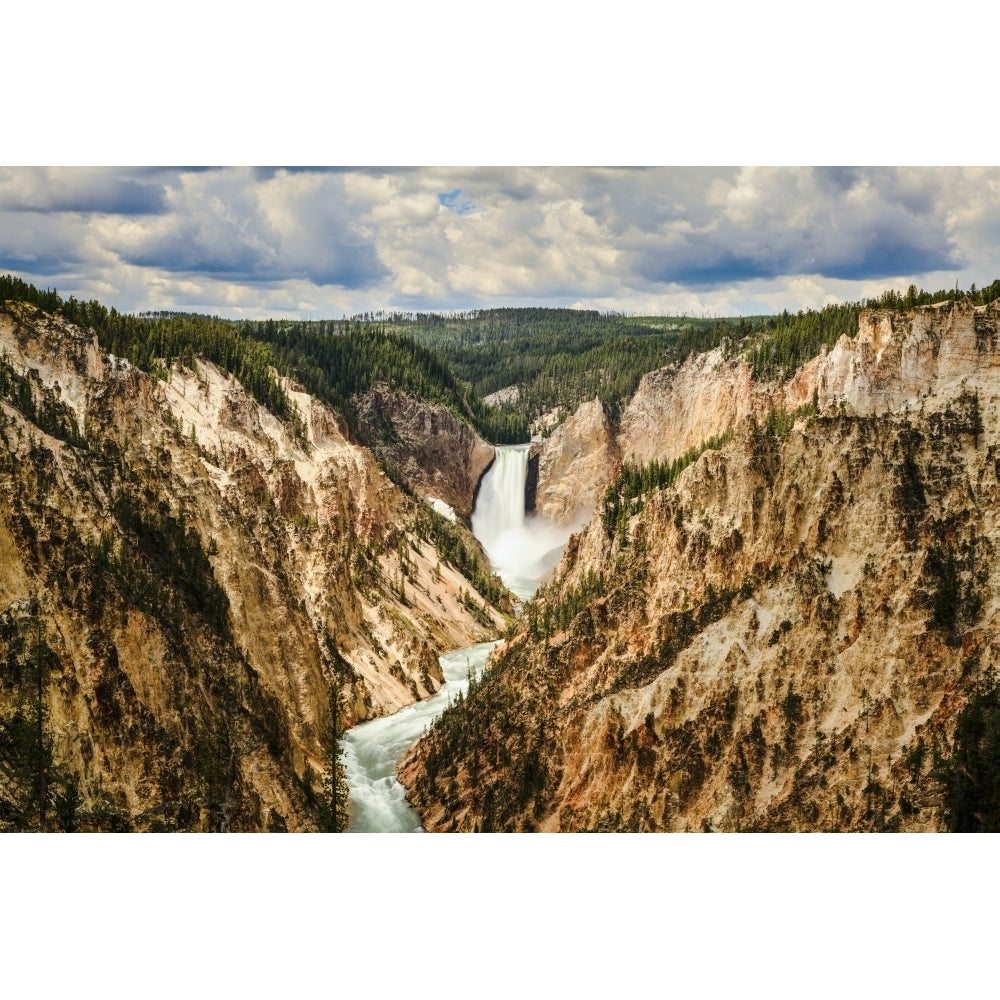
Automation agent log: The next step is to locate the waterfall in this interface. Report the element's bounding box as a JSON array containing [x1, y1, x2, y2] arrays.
[[471, 444, 529, 541], [471, 444, 568, 600]]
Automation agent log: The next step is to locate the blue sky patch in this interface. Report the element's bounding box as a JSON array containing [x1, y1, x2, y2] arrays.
[[438, 189, 474, 216]]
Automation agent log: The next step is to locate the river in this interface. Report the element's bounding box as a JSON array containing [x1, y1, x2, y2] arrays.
[[341, 641, 500, 832], [341, 444, 575, 832]]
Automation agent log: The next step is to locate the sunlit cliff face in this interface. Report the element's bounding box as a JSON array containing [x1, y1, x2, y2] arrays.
[[0, 300, 507, 831], [403, 301, 1000, 833]]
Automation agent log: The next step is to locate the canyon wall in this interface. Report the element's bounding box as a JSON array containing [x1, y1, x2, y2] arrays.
[[352, 385, 495, 519], [531, 398, 618, 526], [403, 300, 1000, 831], [0, 301, 506, 830], [533, 300, 1000, 526]]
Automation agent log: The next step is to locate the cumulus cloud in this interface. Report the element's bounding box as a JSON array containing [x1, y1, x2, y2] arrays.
[[0, 166, 168, 215], [630, 166, 967, 286], [105, 168, 387, 289], [2, 166, 1000, 316]]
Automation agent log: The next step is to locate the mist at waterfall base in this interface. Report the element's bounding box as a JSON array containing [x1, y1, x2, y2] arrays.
[[342, 445, 577, 831], [472, 444, 578, 601]]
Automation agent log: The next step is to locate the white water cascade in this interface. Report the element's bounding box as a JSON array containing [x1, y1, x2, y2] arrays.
[[342, 444, 576, 831], [471, 444, 569, 601], [341, 641, 500, 832]]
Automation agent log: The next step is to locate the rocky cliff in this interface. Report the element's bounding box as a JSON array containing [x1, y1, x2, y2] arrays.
[[533, 300, 1000, 527], [0, 301, 507, 831], [402, 300, 1000, 831], [352, 385, 495, 519], [620, 300, 1000, 465], [531, 398, 619, 527]]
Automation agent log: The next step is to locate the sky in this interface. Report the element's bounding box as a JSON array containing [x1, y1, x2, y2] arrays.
[[7, 6, 997, 322], [3, 165, 1000, 320]]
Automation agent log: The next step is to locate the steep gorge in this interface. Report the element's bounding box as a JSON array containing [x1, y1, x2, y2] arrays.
[[0, 300, 508, 831], [402, 300, 1000, 831], [7, 289, 1000, 833]]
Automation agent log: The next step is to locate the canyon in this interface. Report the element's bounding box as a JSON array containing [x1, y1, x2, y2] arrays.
[[0, 299, 507, 831], [4, 291, 1000, 832]]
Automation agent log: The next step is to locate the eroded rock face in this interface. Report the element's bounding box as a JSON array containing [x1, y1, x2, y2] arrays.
[[352, 385, 495, 518], [619, 349, 764, 467], [0, 301, 506, 831], [620, 301, 1000, 468], [533, 398, 619, 527], [811, 301, 1000, 413], [402, 300, 1000, 832]]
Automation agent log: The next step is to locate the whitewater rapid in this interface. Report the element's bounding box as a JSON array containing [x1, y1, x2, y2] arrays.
[[341, 641, 500, 832], [342, 444, 575, 832]]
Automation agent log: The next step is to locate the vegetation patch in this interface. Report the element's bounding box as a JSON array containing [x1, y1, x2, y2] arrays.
[[937, 669, 1000, 831], [0, 354, 87, 449], [601, 430, 733, 539]]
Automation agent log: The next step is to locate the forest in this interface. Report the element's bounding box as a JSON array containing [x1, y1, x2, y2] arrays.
[[0, 275, 520, 444], [380, 280, 1000, 431], [237, 318, 529, 444], [396, 308, 738, 426]]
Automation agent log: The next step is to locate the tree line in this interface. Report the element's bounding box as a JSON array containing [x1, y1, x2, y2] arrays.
[[239, 318, 529, 444], [6, 272, 1000, 447], [396, 308, 738, 426], [0, 277, 528, 445]]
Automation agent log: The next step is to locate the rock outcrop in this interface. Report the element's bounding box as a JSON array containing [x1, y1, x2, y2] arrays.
[[532, 398, 619, 527], [352, 385, 495, 519], [0, 300, 507, 831], [619, 349, 763, 467]]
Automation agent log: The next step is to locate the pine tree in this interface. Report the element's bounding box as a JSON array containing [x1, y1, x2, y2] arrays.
[[321, 678, 350, 832]]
